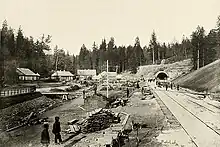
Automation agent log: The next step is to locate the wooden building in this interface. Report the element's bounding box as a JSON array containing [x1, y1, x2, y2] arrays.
[[51, 70, 74, 81], [16, 68, 40, 81], [77, 69, 96, 80]]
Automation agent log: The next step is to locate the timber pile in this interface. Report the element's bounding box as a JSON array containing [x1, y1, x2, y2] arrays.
[[81, 108, 116, 133]]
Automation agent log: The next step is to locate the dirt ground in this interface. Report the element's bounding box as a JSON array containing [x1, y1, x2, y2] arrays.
[[0, 86, 90, 147], [0, 81, 187, 147], [111, 89, 165, 147]]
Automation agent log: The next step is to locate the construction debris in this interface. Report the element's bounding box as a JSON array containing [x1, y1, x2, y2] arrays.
[[65, 84, 81, 92], [65, 119, 81, 134], [0, 96, 55, 131], [81, 108, 118, 133]]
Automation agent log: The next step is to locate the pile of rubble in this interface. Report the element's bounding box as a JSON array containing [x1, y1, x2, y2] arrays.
[[81, 108, 119, 133], [0, 96, 55, 131]]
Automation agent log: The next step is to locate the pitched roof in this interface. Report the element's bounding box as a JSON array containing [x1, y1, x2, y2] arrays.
[[17, 68, 40, 76], [77, 69, 96, 76], [51, 70, 74, 77], [100, 71, 117, 77]]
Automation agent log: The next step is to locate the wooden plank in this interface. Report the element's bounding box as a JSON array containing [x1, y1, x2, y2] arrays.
[[41, 92, 69, 95], [6, 124, 25, 132]]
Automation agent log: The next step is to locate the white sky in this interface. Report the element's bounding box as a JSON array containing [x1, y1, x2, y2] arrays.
[[1, 0, 220, 55]]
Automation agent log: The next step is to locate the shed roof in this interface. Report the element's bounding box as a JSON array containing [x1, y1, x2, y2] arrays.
[[51, 70, 74, 77], [16, 68, 40, 76], [100, 71, 117, 77]]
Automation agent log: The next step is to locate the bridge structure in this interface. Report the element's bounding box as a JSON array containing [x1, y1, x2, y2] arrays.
[[41, 92, 70, 100]]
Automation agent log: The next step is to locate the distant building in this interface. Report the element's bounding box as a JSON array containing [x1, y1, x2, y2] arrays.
[[77, 69, 96, 80], [16, 68, 40, 81], [100, 71, 117, 81], [51, 70, 74, 81]]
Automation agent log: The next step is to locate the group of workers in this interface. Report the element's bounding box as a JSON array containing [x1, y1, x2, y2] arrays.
[[164, 82, 180, 91]]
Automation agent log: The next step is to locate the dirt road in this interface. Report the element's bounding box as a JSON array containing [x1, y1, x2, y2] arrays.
[[152, 83, 220, 147]]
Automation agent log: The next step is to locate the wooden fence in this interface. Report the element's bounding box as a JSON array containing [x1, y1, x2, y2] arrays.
[[0, 86, 36, 97]]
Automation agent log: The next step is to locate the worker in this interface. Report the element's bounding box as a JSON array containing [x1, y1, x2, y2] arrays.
[[41, 123, 50, 147], [127, 87, 129, 98], [83, 90, 86, 99], [141, 87, 144, 95], [137, 82, 140, 89], [177, 85, 180, 91], [52, 116, 62, 144], [166, 84, 168, 91]]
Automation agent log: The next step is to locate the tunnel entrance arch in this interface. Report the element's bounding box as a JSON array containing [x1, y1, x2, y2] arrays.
[[155, 71, 169, 80]]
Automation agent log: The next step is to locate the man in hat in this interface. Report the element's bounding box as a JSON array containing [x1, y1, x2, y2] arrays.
[[41, 123, 50, 147], [52, 116, 62, 144]]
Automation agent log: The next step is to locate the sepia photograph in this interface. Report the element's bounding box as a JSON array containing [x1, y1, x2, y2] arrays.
[[1, 0, 220, 146]]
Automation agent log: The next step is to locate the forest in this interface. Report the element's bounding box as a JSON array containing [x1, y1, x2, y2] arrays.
[[0, 15, 220, 86]]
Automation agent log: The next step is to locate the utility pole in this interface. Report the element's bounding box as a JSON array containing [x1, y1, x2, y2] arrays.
[[203, 47, 205, 67], [107, 60, 109, 99], [197, 42, 200, 70], [158, 47, 160, 61], [0, 30, 5, 88], [55, 55, 59, 77], [115, 65, 119, 73], [152, 48, 155, 64]]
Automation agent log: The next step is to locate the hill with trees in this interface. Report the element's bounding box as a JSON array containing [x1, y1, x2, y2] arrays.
[[173, 59, 220, 92], [1, 15, 220, 87]]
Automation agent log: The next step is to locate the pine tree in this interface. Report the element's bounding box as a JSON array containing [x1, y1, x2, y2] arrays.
[[79, 44, 91, 69], [91, 42, 99, 72], [134, 37, 145, 66], [191, 26, 206, 69], [99, 39, 107, 72], [149, 31, 158, 64]]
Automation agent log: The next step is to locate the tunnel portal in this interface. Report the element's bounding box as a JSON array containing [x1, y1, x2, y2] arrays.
[[156, 71, 168, 80]]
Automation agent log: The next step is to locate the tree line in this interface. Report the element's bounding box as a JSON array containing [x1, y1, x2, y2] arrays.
[[1, 15, 220, 86], [0, 20, 53, 85], [77, 15, 220, 73]]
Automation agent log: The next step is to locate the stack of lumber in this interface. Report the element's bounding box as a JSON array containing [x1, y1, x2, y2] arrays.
[[81, 108, 116, 133]]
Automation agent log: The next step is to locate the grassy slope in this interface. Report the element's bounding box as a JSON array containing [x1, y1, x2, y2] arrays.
[[174, 59, 220, 92]]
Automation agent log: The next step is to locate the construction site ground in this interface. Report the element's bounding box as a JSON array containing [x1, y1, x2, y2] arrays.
[[3, 78, 220, 146], [0, 86, 90, 147], [0, 81, 169, 147]]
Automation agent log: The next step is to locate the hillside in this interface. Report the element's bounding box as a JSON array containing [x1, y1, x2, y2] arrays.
[[136, 59, 193, 80], [174, 59, 220, 92]]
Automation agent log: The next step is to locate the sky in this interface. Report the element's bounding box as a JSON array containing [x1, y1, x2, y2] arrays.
[[1, 0, 220, 55]]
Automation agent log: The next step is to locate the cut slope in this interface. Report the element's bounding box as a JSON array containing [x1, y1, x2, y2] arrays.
[[174, 59, 220, 92], [136, 59, 192, 80]]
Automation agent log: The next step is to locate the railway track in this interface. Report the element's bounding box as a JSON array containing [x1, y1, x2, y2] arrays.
[[163, 91, 220, 135], [152, 88, 220, 147], [154, 88, 220, 113], [170, 91, 216, 113], [181, 92, 220, 111]]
